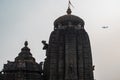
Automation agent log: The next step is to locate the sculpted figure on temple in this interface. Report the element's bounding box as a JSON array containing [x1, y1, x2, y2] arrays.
[[42, 40, 48, 50]]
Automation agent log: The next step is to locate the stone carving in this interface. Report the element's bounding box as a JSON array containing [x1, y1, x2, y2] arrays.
[[42, 40, 48, 50]]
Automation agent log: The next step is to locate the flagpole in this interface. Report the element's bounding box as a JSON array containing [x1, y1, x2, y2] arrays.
[[68, 0, 74, 8]]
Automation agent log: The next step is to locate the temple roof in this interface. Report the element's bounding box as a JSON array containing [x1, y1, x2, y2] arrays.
[[3, 41, 41, 72], [54, 7, 85, 28], [15, 41, 35, 62]]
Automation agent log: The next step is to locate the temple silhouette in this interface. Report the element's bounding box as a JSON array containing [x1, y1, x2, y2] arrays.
[[0, 5, 94, 80]]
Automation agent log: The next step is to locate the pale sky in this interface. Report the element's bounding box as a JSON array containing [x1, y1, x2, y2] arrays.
[[0, 0, 120, 80]]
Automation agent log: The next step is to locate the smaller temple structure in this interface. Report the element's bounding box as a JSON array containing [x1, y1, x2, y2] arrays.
[[2, 41, 42, 80]]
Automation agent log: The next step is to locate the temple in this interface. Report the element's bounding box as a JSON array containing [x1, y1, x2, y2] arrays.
[[1, 3, 94, 80]]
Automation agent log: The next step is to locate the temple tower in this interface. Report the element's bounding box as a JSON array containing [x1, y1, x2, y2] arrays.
[[3, 41, 42, 80], [43, 7, 94, 80]]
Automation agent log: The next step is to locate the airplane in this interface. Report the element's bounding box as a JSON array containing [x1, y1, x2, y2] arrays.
[[102, 26, 109, 29]]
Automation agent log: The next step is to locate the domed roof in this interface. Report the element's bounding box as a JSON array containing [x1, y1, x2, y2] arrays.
[[54, 14, 84, 27], [54, 8, 85, 28]]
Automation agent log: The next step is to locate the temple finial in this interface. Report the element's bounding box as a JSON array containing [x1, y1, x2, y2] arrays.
[[67, 0, 71, 14], [67, 7, 72, 15], [66, 0, 74, 14], [24, 41, 28, 47]]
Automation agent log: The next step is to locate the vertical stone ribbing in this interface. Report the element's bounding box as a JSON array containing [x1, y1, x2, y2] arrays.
[[57, 30, 65, 80], [77, 29, 84, 80], [65, 28, 78, 80], [83, 32, 94, 80], [80, 30, 94, 80], [48, 31, 59, 80]]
